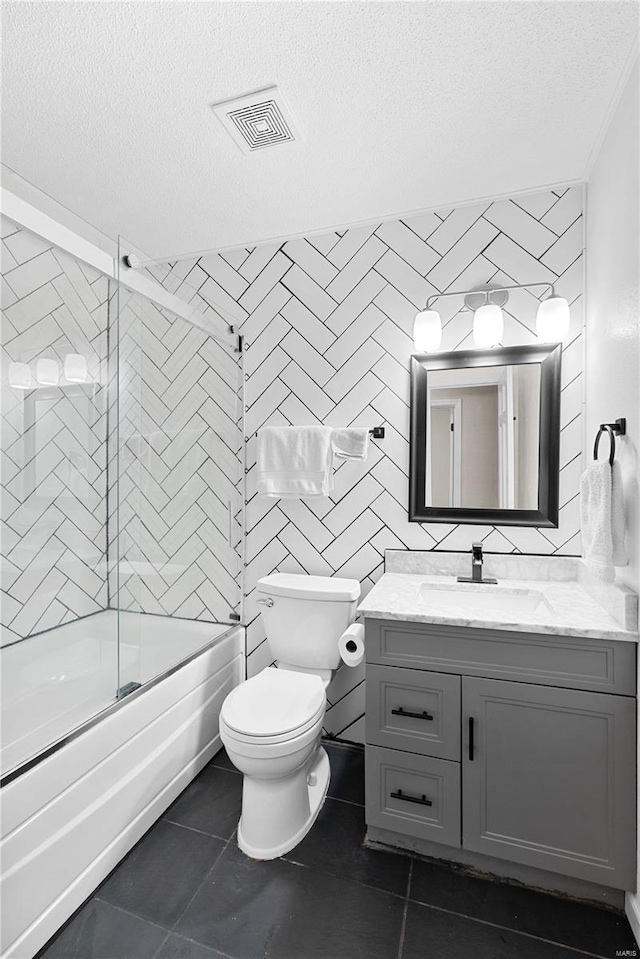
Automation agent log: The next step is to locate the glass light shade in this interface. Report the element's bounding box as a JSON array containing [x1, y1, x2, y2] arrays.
[[536, 295, 570, 343], [413, 309, 442, 352], [64, 353, 88, 383], [473, 303, 503, 348], [8, 361, 33, 389], [36, 358, 60, 386]]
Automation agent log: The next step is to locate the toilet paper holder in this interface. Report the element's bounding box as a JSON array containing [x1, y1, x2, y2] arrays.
[[338, 623, 365, 667]]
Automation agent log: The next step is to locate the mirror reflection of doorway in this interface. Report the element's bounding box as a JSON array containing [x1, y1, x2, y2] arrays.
[[429, 400, 461, 508], [426, 364, 535, 511]]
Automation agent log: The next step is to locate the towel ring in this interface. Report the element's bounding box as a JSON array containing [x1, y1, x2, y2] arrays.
[[593, 418, 626, 467]]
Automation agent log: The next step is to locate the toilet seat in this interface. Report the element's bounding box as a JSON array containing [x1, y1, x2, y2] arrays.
[[221, 667, 326, 743]]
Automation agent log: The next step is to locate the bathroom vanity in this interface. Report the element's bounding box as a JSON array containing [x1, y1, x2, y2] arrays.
[[358, 554, 638, 897]]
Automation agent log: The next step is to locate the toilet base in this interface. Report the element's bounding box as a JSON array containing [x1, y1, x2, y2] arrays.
[[237, 747, 330, 860]]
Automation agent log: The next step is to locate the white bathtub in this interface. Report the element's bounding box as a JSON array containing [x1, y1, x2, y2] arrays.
[[0, 613, 244, 959], [1, 610, 236, 776]]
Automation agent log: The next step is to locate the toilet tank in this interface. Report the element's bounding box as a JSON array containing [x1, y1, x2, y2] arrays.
[[256, 574, 361, 670]]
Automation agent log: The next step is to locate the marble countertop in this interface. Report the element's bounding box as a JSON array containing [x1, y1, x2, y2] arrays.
[[357, 572, 639, 643]]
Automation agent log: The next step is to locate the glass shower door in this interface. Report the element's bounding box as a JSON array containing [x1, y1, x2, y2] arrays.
[[1, 218, 117, 776], [113, 238, 243, 697]]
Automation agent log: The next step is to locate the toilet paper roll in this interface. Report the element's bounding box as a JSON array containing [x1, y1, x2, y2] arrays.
[[338, 623, 365, 667]]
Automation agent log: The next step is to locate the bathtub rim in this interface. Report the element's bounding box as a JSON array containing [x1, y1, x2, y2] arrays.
[[0, 620, 243, 789]]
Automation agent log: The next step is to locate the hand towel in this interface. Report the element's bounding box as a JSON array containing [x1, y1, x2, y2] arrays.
[[257, 426, 333, 498], [580, 461, 620, 581], [331, 428, 370, 461], [611, 460, 628, 567]]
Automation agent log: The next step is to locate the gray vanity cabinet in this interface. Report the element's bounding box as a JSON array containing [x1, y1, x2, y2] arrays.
[[364, 618, 637, 891]]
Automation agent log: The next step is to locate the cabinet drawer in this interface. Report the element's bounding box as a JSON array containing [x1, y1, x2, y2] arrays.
[[365, 745, 460, 847], [366, 664, 460, 760], [365, 619, 636, 695]]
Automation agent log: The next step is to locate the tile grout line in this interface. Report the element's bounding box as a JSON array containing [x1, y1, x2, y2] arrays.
[[279, 854, 410, 904], [396, 858, 413, 959], [167, 829, 238, 938], [159, 929, 240, 959], [405, 897, 606, 959], [161, 816, 235, 842], [91, 896, 173, 934], [324, 794, 364, 808]]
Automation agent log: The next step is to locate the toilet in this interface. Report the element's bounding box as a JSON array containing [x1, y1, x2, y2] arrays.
[[219, 573, 361, 860]]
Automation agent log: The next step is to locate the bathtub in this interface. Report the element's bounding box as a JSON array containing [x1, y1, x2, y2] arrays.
[[0, 612, 244, 959]]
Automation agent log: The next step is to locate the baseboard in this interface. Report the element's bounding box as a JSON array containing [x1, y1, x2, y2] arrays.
[[625, 892, 640, 949]]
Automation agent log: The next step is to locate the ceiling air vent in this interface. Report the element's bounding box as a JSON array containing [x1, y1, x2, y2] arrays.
[[211, 86, 301, 154]]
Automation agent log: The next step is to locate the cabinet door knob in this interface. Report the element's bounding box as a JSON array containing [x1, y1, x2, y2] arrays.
[[390, 788, 433, 807], [391, 707, 434, 721]]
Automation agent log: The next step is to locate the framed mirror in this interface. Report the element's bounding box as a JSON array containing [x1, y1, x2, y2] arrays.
[[409, 344, 562, 527]]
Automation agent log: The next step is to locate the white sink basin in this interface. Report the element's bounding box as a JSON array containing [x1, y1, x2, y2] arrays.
[[417, 582, 548, 618]]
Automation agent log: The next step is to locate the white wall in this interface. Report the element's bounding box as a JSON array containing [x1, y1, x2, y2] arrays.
[[586, 58, 639, 592], [585, 56, 640, 928]]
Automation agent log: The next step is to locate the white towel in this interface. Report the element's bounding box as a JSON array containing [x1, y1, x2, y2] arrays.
[[580, 461, 627, 580], [611, 460, 628, 567], [257, 426, 333, 498], [331, 428, 370, 461]]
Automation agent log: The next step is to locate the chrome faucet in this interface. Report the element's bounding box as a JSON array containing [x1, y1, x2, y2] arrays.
[[457, 542, 497, 585]]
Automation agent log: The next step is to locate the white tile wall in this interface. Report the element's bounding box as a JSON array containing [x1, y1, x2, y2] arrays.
[[155, 186, 585, 742]]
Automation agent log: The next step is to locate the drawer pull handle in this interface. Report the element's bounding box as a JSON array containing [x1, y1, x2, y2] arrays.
[[390, 789, 432, 807], [391, 707, 433, 721]]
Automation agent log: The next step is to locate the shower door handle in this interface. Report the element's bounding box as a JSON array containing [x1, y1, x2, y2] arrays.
[[227, 501, 233, 548]]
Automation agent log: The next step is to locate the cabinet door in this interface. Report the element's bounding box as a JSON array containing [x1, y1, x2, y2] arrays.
[[462, 677, 636, 889]]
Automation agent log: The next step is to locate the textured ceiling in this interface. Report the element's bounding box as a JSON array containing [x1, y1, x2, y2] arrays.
[[2, 2, 638, 260]]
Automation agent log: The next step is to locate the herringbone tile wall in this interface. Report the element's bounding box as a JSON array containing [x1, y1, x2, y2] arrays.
[[156, 186, 584, 743], [109, 287, 244, 623], [1, 218, 110, 646]]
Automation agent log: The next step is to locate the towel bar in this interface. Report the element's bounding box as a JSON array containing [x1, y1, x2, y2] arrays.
[[593, 418, 626, 466]]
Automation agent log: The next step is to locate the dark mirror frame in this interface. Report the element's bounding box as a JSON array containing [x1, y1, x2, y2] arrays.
[[409, 343, 562, 528]]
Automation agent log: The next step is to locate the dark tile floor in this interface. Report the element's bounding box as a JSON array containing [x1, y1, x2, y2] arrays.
[[36, 741, 638, 959]]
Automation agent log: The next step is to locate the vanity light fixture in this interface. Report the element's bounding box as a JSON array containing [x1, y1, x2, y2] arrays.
[[64, 353, 88, 383], [36, 358, 60, 386], [536, 294, 570, 343], [472, 295, 504, 349], [8, 362, 33, 390], [413, 309, 442, 352], [413, 282, 570, 352]]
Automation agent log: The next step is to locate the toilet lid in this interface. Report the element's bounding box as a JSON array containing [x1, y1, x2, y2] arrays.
[[222, 668, 325, 738], [257, 573, 360, 602]]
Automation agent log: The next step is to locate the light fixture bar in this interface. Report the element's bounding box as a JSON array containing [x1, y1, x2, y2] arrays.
[[424, 281, 555, 312]]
